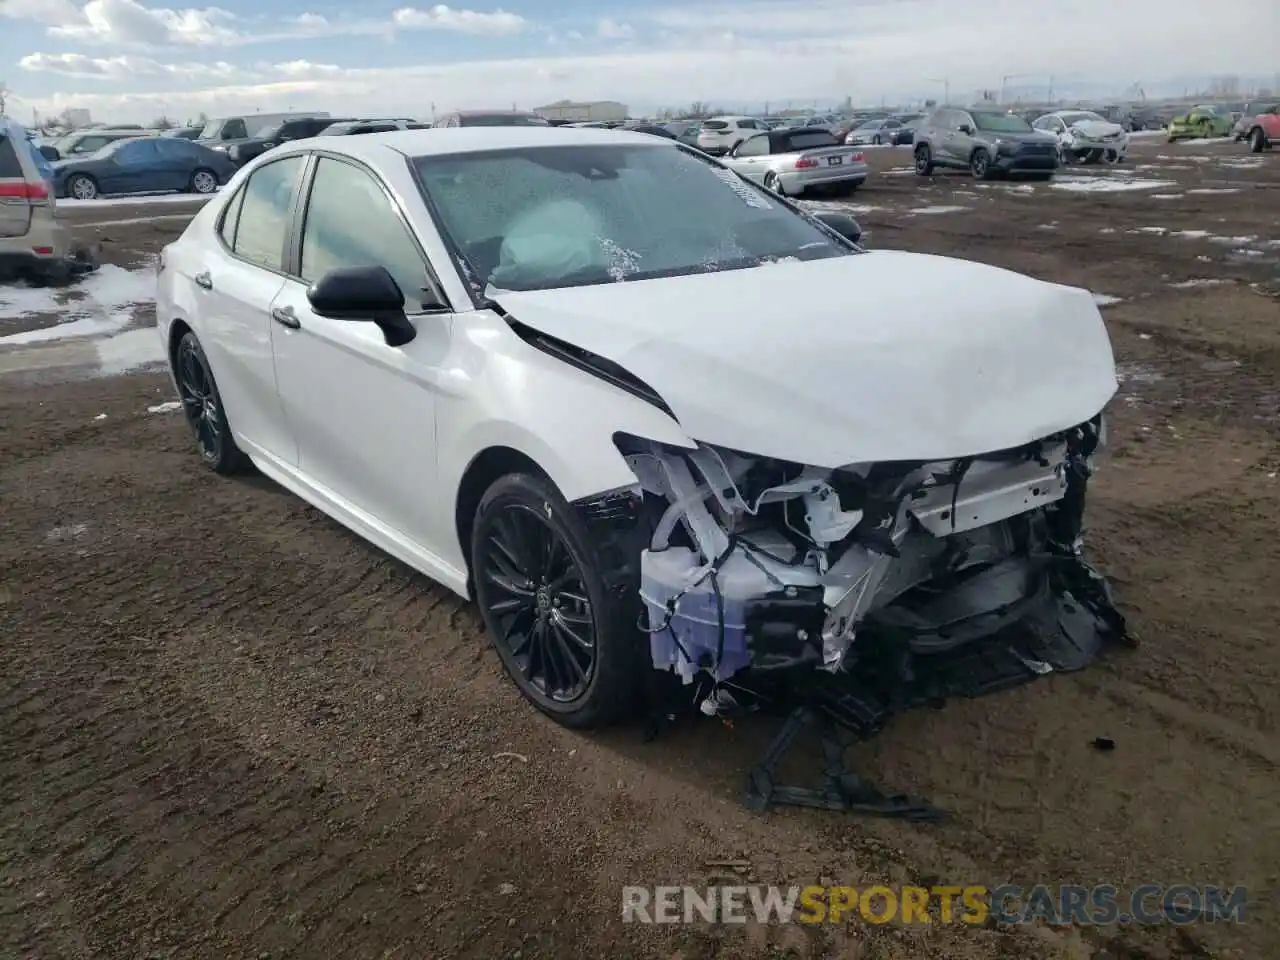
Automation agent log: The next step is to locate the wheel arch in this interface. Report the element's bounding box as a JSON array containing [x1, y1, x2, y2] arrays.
[[454, 444, 552, 594]]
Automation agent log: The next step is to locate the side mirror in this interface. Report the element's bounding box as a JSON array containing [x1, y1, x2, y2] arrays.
[[813, 212, 862, 245], [959, 124, 974, 135], [307, 265, 424, 347], [39, 145, 60, 162]]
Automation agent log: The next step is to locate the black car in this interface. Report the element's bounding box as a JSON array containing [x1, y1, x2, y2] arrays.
[[434, 110, 550, 128], [227, 116, 356, 167], [318, 119, 432, 135], [621, 123, 677, 139]]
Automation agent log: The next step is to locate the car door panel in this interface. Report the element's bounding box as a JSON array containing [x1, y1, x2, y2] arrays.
[[201, 154, 308, 463], [269, 154, 453, 549]]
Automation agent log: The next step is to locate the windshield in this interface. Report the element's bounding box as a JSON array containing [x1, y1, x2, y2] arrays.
[[413, 143, 853, 293], [256, 123, 284, 140], [465, 114, 549, 127], [1059, 112, 1104, 125], [972, 112, 1032, 132]]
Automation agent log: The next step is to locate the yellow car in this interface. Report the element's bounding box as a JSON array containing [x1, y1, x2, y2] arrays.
[[1166, 105, 1234, 141]]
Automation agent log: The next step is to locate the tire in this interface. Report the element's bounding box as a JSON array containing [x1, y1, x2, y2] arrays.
[[970, 148, 993, 180], [763, 171, 785, 195], [1083, 149, 1103, 164], [1250, 128, 1266, 153], [173, 331, 252, 475], [188, 168, 219, 194], [66, 174, 98, 201], [914, 144, 934, 176], [872, 134, 882, 145], [470, 472, 643, 729]]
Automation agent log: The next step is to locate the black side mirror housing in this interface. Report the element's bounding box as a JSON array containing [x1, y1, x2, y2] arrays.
[[39, 145, 60, 162], [307, 265, 427, 347], [959, 124, 974, 135], [813, 212, 862, 245]]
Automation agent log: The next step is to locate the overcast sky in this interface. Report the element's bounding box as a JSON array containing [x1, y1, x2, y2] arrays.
[[1, 0, 1275, 123]]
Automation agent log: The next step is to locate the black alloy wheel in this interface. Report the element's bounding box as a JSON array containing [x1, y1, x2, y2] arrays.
[[173, 331, 249, 474], [471, 472, 643, 728], [477, 502, 596, 704]]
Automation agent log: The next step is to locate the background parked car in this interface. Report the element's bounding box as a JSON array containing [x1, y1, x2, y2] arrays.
[[1166, 105, 1234, 141], [52, 136, 236, 201], [1033, 110, 1130, 164], [890, 114, 922, 144], [162, 127, 204, 141], [229, 116, 357, 167], [1233, 103, 1276, 142], [845, 118, 904, 145], [38, 128, 146, 162], [620, 122, 677, 139], [319, 119, 432, 136], [197, 112, 329, 157], [913, 107, 1059, 180], [1242, 106, 1279, 152], [434, 110, 549, 127], [0, 117, 77, 282], [696, 116, 767, 156], [722, 127, 868, 196]]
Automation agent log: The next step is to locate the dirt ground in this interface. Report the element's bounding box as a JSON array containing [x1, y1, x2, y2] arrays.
[[1, 138, 1277, 960]]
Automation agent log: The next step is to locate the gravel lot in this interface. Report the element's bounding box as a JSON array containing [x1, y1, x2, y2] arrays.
[[2, 138, 1278, 960]]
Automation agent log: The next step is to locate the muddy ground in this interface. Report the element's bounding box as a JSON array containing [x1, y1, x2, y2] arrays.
[[1, 138, 1278, 960]]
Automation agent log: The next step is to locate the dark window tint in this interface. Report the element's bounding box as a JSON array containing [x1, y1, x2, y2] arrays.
[[0, 136, 23, 178], [460, 113, 546, 127], [116, 140, 160, 163], [300, 157, 434, 311], [734, 134, 769, 157], [783, 131, 840, 151], [222, 119, 248, 139], [233, 155, 305, 271], [702, 120, 729, 130], [155, 138, 196, 157], [75, 136, 112, 153], [218, 185, 246, 248]]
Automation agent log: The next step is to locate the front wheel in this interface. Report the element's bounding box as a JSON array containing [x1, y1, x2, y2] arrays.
[[1250, 128, 1266, 153], [471, 472, 643, 728], [871, 134, 882, 145], [174, 331, 252, 475], [66, 174, 98, 201], [188, 168, 219, 194], [970, 148, 992, 180], [914, 144, 935, 176]]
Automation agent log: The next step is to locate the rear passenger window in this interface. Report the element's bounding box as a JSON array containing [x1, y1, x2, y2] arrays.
[[299, 157, 435, 311], [218, 185, 246, 248], [0, 137, 22, 178], [231, 155, 305, 271]]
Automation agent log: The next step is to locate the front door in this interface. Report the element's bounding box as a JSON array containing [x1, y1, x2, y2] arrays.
[[269, 154, 455, 552]]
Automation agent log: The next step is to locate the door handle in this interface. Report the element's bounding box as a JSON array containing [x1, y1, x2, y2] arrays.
[[271, 306, 301, 330], [193, 271, 213, 290]]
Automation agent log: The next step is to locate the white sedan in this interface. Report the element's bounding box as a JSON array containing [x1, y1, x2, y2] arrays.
[[156, 127, 1124, 728], [1033, 110, 1130, 164]]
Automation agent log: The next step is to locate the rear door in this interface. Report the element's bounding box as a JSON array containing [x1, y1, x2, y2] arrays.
[[723, 133, 770, 182], [0, 132, 32, 238]]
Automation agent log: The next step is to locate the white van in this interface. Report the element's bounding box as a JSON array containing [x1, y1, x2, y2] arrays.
[[196, 112, 331, 150]]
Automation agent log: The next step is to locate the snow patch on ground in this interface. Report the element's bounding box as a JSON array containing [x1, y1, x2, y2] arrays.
[[1187, 187, 1240, 194], [1150, 194, 1183, 199], [0, 263, 156, 344], [1208, 235, 1257, 245], [1171, 278, 1231, 289], [95, 327, 165, 375], [147, 400, 183, 413], [57, 190, 218, 208], [881, 167, 915, 176], [909, 205, 969, 215], [1092, 293, 1123, 306], [1218, 158, 1264, 170], [1133, 226, 1168, 235], [1174, 230, 1210, 239], [1051, 175, 1176, 193]]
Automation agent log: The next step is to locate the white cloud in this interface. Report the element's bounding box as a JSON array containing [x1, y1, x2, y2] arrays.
[[48, 0, 242, 46], [391, 4, 526, 34], [0, 0, 80, 22], [596, 17, 634, 39], [19, 51, 240, 80]]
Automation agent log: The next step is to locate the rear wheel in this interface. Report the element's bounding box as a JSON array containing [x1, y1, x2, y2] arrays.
[[471, 472, 642, 728], [763, 171, 785, 195], [188, 168, 218, 194], [1250, 128, 1266, 153], [914, 144, 934, 176], [174, 331, 251, 475], [67, 174, 98, 201], [969, 148, 992, 180]]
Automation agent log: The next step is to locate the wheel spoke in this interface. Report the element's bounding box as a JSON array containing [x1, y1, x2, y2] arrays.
[[550, 623, 588, 683], [551, 610, 592, 651]]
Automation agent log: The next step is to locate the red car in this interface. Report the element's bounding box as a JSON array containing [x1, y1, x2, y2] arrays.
[[1243, 106, 1279, 152]]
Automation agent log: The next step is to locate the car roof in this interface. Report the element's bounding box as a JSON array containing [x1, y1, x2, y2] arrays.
[[280, 125, 667, 160]]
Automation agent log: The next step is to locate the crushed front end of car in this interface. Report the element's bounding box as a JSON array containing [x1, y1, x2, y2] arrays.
[[613, 414, 1126, 816]]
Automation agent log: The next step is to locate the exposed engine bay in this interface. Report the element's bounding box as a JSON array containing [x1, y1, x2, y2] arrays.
[[609, 416, 1128, 816]]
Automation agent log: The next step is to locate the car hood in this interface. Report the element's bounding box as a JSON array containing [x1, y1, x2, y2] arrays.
[[491, 251, 1118, 466], [1068, 120, 1125, 138]]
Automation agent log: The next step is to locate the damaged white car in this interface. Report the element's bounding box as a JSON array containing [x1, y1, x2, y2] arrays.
[[1033, 110, 1130, 164], [156, 128, 1126, 807]]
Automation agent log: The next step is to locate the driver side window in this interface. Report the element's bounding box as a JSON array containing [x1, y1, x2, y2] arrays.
[[735, 135, 769, 157]]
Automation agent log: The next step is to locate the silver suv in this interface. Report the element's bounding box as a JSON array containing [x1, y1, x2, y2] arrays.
[[0, 119, 74, 282]]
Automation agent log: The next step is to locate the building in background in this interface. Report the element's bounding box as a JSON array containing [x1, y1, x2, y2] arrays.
[[533, 100, 628, 123]]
